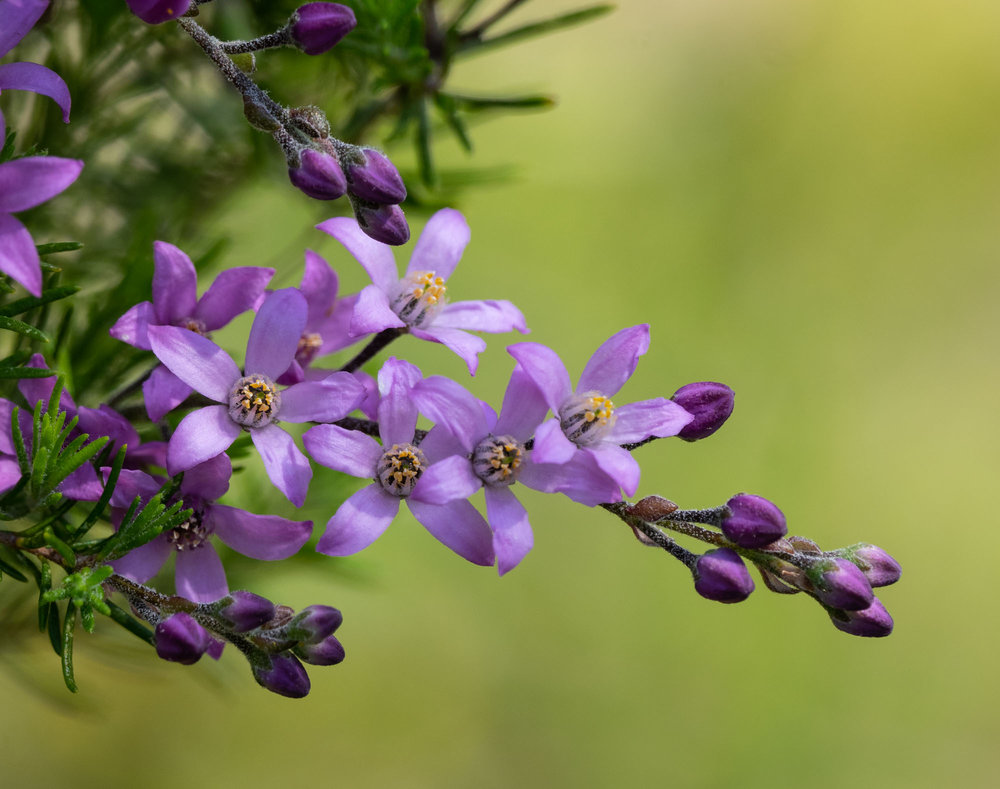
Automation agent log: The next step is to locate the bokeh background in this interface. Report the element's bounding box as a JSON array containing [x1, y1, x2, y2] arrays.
[[2, 0, 999, 786]]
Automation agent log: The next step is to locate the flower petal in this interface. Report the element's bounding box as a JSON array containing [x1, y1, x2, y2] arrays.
[[317, 216, 399, 293], [609, 398, 693, 444], [0, 62, 71, 122], [0, 0, 48, 58], [411, 375, 487, 453], [409, 454, 482, 505], [251, 424, 311, 507], [303, 423, 381, 477], [301, 249, 338, 319], [148, 324, 239, 402], [585, 444, 641, 497], [0, 212, 41, 296], [180, 453, 231, 502], [0, 156, 83, 214], [434, 299, 528, 334], [279, 373, 364, 423], [142, 364, 193, 422], [494, 365, 551, 441], [506, 342, 572, 412], [376, 357, 421, 445], [316, 483, 398, 555], [106, 467, 163, 509], [112, 536, 171, 583], [207, 504, 312, 560], [519, 453, 622, 507], [485, 486, 533, 576], [407, 497, 494, 566], [195, 266, 275, 331], [531, 417, 578, 464], [317, 292, 360, 354], [0, 455, 20, 495], [416, 424, 467, 465], [166, 405, 241, 474], [406, 208, 469, 280], [245, 288, 308, 380], [349, 282, 405, 336], [410, 325, 486, 376], [175, 544, 229, 603], [0, 398, 17, 456], [18, 353, 73, 413], [577, 324, 650, 397], [109, 300, 155, 350]]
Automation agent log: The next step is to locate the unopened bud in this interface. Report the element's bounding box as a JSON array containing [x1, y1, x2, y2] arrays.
[[214, 591, 276, 633], [828, 597, 893, 637], [126, 0, 192, 24], [671, 382, 735, 441], [693, 548, 755, 604], [811, 558, 874, 611], [834, 543, 901, 588], [355, 202, 410, 245], [289, 105, 331, 139], [294, 634, 346, 666], [155, 612, 210, 665], [244, 95, 280, 131], [721, 494, 787, 548], [290, 2, 357, 55], [285, 604, 343, 643], [289, 149, 347, 200], [346, 148, 407, 205], [252, 653, 311, 698]]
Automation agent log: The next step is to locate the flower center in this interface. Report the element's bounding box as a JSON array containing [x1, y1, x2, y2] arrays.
[[472, 434, 525, 488], [558, 390, 617, 446], [390, 270, 447, 327], [178, 317, 209, 336], [376, 443, 427, 497], [295, 332, 323, 367], [228, 374, 281, 428], [165, 507, 212, 551]]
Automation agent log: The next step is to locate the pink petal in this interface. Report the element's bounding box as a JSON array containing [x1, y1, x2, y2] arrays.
[[142, 364, 194, 422], [531, 418, 577, 464], [148, 324, 239, 402], [407, 497, 494, 566], [349, 283, 405, 336], [406, 208, 469, 280], [207, 504, 312, 560], [301, 249, 338, 318], [180, 453, 231, 502], [577, 324, 650, 397], [316, 483, 399, 556], [0, 62, 71, 122], [609, 398, 693, 443], [506, 342, 572, 412], [245, 288, 308, 380], [485, 486, 533, 576], [494, 365, 551, 442], [302, 423, 381, 477], [0, 156, 82, 213], [317, 216, 399, 293], [151, 241, 198, 325], [175, 544, 229, 603], [376, 357, 421, 445], [166, 405, 241, 475], [251, 424, 311, 507], [279, 373, 364, 423], [434, 299, 528, 334], [410, 325, 486, 376], [411, 375, 487, 452], [409, 454, 482, 505], [0, 212, 41, 296], [195, 266, 275, 331], [109, 300, 155, 350], [586, 444, 641, 497]]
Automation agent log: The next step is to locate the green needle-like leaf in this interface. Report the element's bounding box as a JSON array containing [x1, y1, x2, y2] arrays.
[[75, 445, 126, 539], [35, 242, 84, 256], [61, 602, 78, 693], [0, 285, 79, 318], [0, 315, 50, 342], [46, 602, 62, 656], [456, 5, 613, 57], [0, 365, 58, 379]]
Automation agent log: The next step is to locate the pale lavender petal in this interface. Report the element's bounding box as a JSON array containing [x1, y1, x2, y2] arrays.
[[106, 467, 163, 509], [354, 370, 379, 420], [175, 544, 229, 603], [245, 288, 307, 380], [0, 62, 71, 122], [410, 326, 486, 376], [109, 300, 155, 350], [519, 454, 622, 507], [18, 354, 72, 412], [406, 208, 469, 280], [411, 375, 487, 452], [577, 324, 650, 396], [0, 212, 41, 296], [317, 216, 399, 293], [75, 404, 140, 455], [410, 455, 481, 505], [434, 299, 528, 334], [279, 373, 364, 423], [531, 418, 577, 464], [142, 364, 193, 422], [151, 241, 198, 325], [0, 455, 20, 494], [408, 497, 494, 566], [195, 266, 275, 331], [148, 324, 239, 402], [495, 365, 551, 441], [417, 424, 467, 465], [376, 357, 421, 445], [251, 424, 311, 507], [316, 292, 360, 354], [302, 423, 381, 477], [0, 0, 48, 57], [609, 398, 694, 444], [506, 342, 572, 412], [349, 283, 404, 336], [484, 486, 533, 576], [59, 465, 103, 501], [0, 157, 83, 213], [316, 483, 398, 556], [112, 536, 171, 583], [126, 441, 167, 470], [207, 504, 312, 560], [180, 452, 231, 502], [166, 405, 241, 474], [301, 249, 338, 320], [0, 398, 16, 455], [586, 444, 641, 497]]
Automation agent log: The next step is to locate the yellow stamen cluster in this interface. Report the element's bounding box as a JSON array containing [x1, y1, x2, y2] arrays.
[[376, 443, 428, 497], [409, 271, 446, 305], [583, 395, 615, 425], [228, 374, 281, 428], [391, 270, 448, 327], [473, 435, 525, 488], [559, 391, 617, 446]]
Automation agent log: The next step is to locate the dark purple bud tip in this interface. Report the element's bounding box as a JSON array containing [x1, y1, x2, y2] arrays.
[[252, 653, 311, 698], [693, 548, 755, 604], [155, 613, 210, 665], [290, 2, 357, 55], [289, 149, 347, 200], [813, 558, 874, 611], [295, 634, 346, 666], [355, 202, 410, 245], [671, 382, 735, 441], [127, 0, 192, 24], [829, 597, 894, 637], [347, 148, 407, 205], [837, 543, 902, 588], [721, 493, 787, 548], [217, 591, 276, 633], [287, 604, 343, 643]]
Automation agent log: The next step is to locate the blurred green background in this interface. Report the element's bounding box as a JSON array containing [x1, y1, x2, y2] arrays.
[[2, 0, 999, 786]]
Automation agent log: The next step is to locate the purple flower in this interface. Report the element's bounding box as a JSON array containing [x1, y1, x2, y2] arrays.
[[508, 325, 693, 501], [303, 357, 495, 566], [109, 454, 313, 603], [812, 558, 874, 612], [354, 203, 410, 246], [288, 148, 347, 200], [125, 0, 192, 24], [721, 493, 787, 548], [828, 597, 894, 638], [148, 288, 365, 506], [693, 548, 755, 604], [671, 381, 735, 441], [110, 241, 275, 421], [834, 543, 901, 588], [345, 148, 407, 205], [253, 653, 310, 698], [317, 208, 528, 374], [289, 2, 357, 56], [155, 612, 211, 664]]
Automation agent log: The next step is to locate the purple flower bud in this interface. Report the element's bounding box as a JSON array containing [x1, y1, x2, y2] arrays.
[[671, 382, 735, 442], [836, 543, 901, 588], [289, 149, 347, 200], [295, 634, 346, 666], [721, 494, 787, 548], [290, 2, 357, 55], [813, 558, 874, 611], [216, 591, 276, 633], [127, 0, 192, 24], [355, 202, 410, 245], [155, 613, 210, 665], [693, 548, 755, 604], [346, 148, 407, 205], [286, 604, 343, 643], [252, 653, 311, 698], [829, 597, 894, 637]]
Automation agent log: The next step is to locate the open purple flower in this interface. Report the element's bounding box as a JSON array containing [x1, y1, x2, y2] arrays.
[[303, 357, 494, 566], [508, 326, 693, 501], [148, 288, 365, 506], [110, 241, 275, 421], [317, 208, 528, 375], [109, 454, 311, 602]]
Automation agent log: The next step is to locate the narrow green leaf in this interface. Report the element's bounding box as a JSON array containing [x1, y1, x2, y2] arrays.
[[35, 242, 84, 256], [9, 406, 29, 477], [434, 94, 473, 152], [75, 445, 126, 538], [0, 365, 58, 379], [0, 555, 29, 581], [0, 129, 15, 162], [456, 5, 613, 56], [46, 603, 62, 655], [417, 97, 435, 187], [446, 92, 555, 111], [0, 285, 79, 318], [38, 560, 52, 630], [61, 602, 78, 693], [447, 0, 487, 32], [42, 528, 76, 566], [0, 315, 50, 342], [106, 601, 155, 646], [48, 435, 108, 494]]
